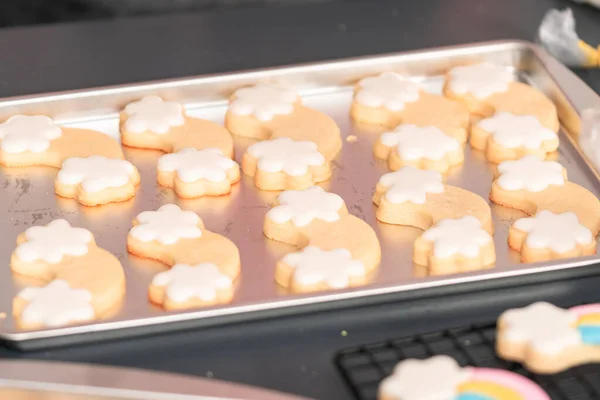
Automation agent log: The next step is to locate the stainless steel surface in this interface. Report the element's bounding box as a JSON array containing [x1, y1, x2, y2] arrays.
[[0, 360, 311, 399], [1, 40, 600, 346]]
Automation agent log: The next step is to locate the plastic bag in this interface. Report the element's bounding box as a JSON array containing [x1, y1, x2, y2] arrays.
[[537, 8, 598, 67], [580, 106, 600, 170]]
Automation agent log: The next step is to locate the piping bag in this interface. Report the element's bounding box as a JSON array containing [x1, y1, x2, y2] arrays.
[[537, 8, 599, 67]]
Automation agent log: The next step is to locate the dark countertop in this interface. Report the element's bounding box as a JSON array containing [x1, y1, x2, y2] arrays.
[[1, 1, 600, 399]]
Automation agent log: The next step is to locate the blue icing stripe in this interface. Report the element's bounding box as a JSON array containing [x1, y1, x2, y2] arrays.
[[578, 325, 600, 345], [456, 393, 495, 400]]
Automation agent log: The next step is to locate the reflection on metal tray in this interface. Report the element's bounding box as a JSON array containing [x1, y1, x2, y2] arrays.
[[1, 40, 600, 349], [0, 360, 311, 399]]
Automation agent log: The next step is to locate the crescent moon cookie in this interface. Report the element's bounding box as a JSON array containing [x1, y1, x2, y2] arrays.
[[127, 204, 240, 310], [489, 156, 600, 235], [120, 95, 234, 158], [242, 137, 331, 190], [0, 115, 124, 168], [497, 302, 600, 374], [471, 112, 559, 163], [413, 216, 495, 275], [157, 148, 240, 198], [55, 156, 140, 206], [379, 355, 550, 400], [443, 62, 559, 131], [10, 219, 126, 329], [264, 187, 381, 292], [225, 83, 342, 161], [351, 72, 470, 143], [373, 124, 464, 173], [508, 210, 596, 263], [373, 167, 493, 233]]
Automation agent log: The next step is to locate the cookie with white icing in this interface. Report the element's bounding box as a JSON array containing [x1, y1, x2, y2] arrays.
[[373, 124, 464, 173], [497, 302, 600, 374], [490, 156, 600, 235], [413, 216, 495, 274], [127, 204, 240, 309], [443, 62, 559, 131], [265, 187, 380, 292], [55, 156, 140, 206], [0, 115, 124, 168], [225, 83, 341, 161], [509, 210, 595, 262], [157, 148, 240, 198], [373, 167, 493, 234], [149, 263, 234, 310], [471, 112, 559, 163], [10, 219, 125, 328], [351, 72, 470, 144], [120, 95, 234, 158], [379, 355, 550, 400], [242, 137, 331, 190]]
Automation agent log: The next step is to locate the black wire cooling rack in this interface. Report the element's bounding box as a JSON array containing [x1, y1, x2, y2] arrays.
[[334, 323, 600, 400]]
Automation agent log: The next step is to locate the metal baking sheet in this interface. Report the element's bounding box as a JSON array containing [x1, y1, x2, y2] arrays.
[[1, 40, 600, 348]]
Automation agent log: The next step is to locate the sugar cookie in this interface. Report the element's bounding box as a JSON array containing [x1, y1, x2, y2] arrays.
[[225, 83, 342, 161], [379, 355, 550, 400], [373, 167, 493, 234], [242, 137, 331, 190], [413, 216, 495, 274], [120, 96, 234, 158], [497, 302, 600, 374], [0, 115, 124, 168], [443, 62, 559, 131], [508, 210, 595, 262], [10, 219, 125, 329], [55, 156, 140, 206], [373, 124, 463, 173], [489, 156, 600, 235], [471, 112, 559, 163], [127, 204, 240, 310], [157, 148, 240, 198], [351, 72, 470, 143], [264, 187, 380, 292]]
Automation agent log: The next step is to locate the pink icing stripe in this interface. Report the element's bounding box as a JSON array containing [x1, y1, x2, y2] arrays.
[[470, 368, 550, 400], [570, 304, 600, 317]]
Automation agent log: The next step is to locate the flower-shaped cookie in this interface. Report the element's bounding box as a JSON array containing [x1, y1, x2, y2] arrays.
[[266, 186, 345, 227], [157, 148, 240, 198], [377, 167, 445, 204], [129, 204, 203, 245], [15, 279, 95, 328], [149, 263, 234, 310], [446, 62, 514, 100], [228, 83, 298, 121], [373, 124, 463, 173], [354, 72, 421, 112], [509, 210, 595, 262], [0, 115, 62, 154], [242, 137, 331, 190], [496, 156, 565, 192], [124, 95, 185, 134]]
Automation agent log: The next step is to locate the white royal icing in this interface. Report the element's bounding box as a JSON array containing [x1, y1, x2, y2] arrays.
[[501, 302, 580, 354], [247, 137, 326, 176], [15, 219, 93, 264], [448, 62, 514, 99], [477, 112, 558, 149], [152, 263, 233, 304], [282, 246, 366, 289], [229, 83, 298, 121], [380, 124, 460, 161], [379, 355, 470, 400], [267, 187, 344, 227], [421, 216, 492, 258], [158, 148, 237, 183], [514, 210, 593, 253], [0, 115, 62, 154], [124, 95, 185, 134], [496, 156, 565, 192], [57, 156, 136, 193], [17, 280, 95, 328], [129, 204, 202, 245], [355, 72, 421, 112], [379, 167, 444, 204]]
